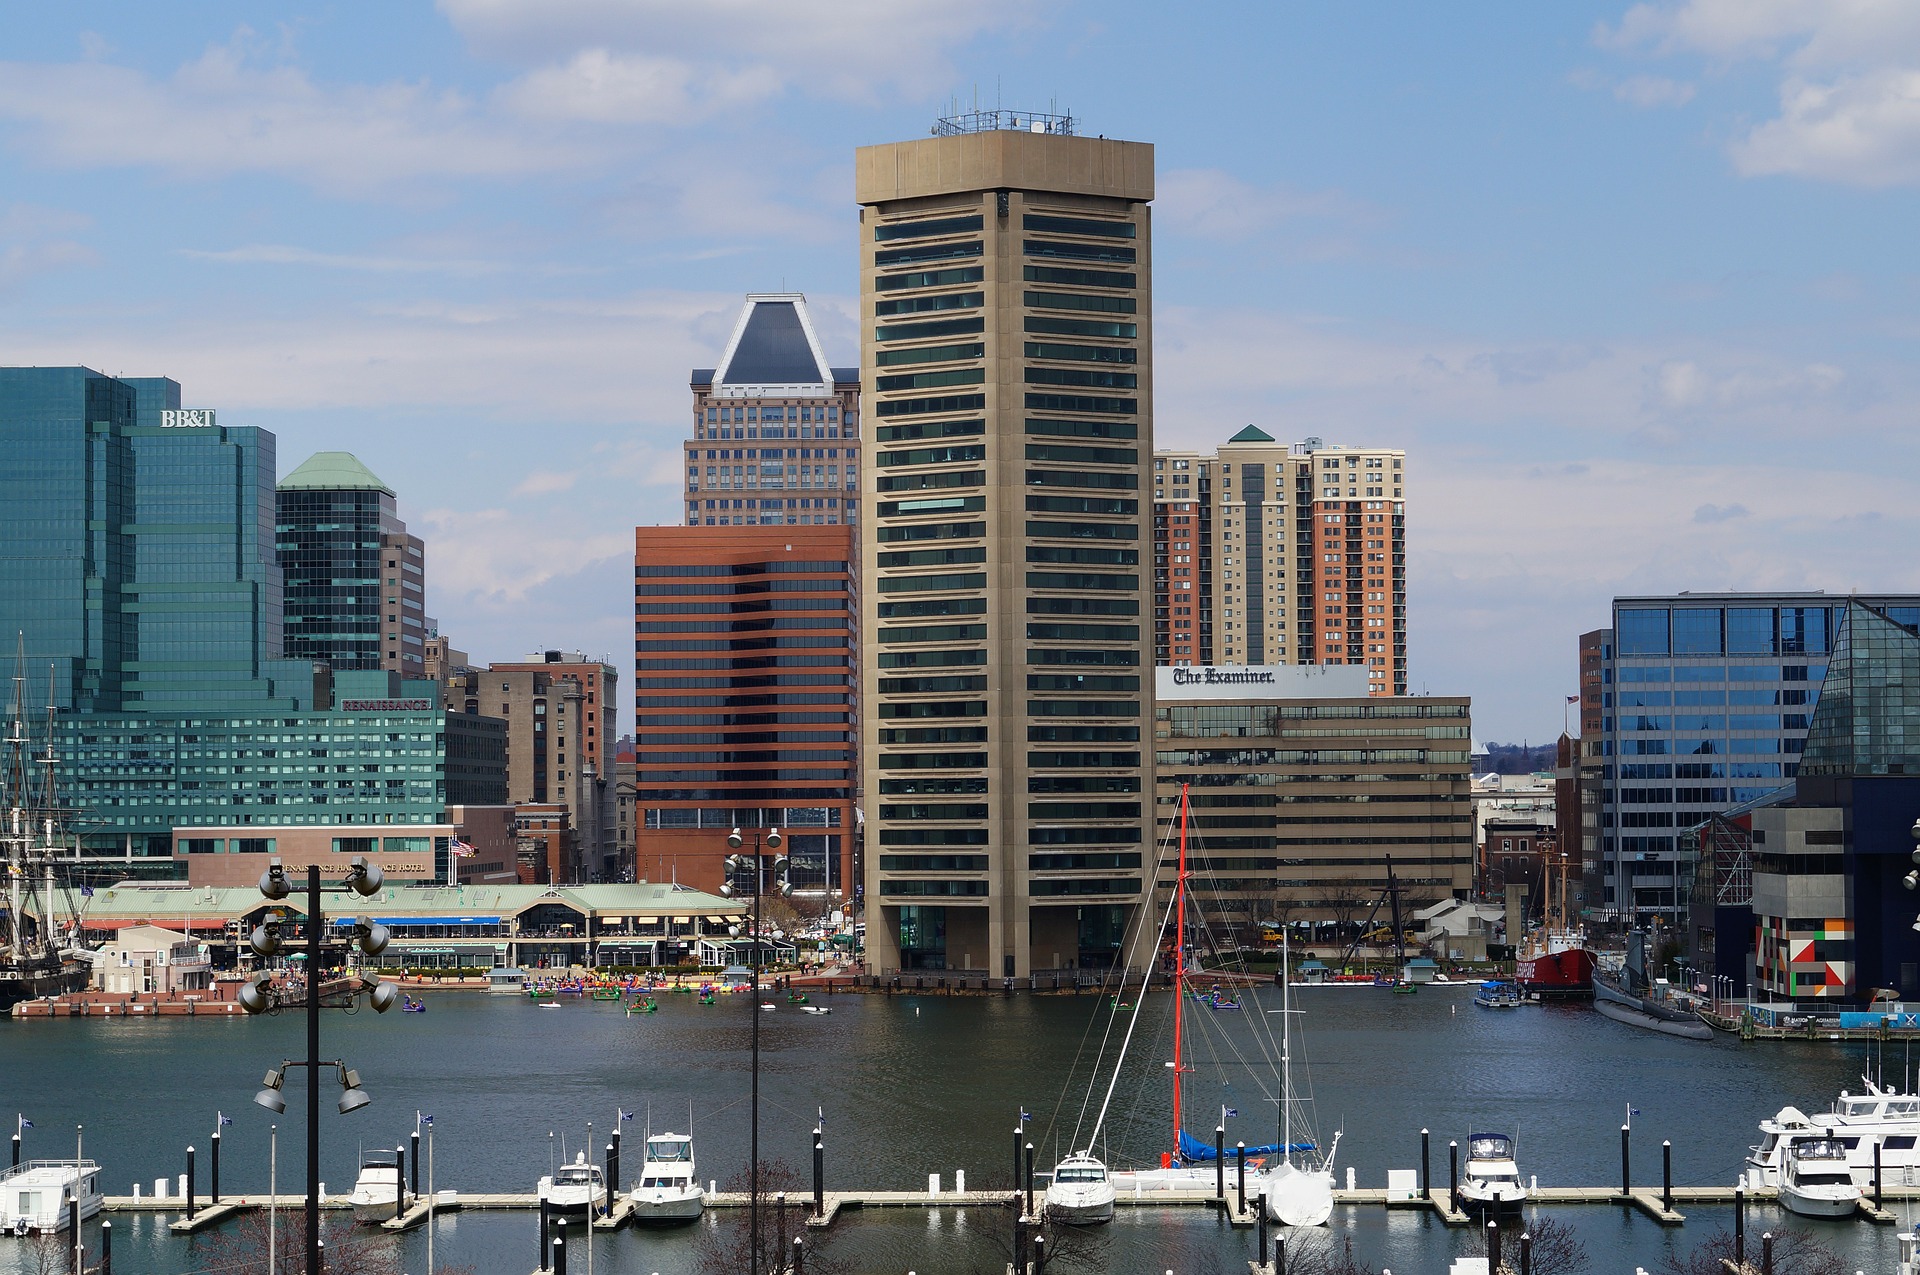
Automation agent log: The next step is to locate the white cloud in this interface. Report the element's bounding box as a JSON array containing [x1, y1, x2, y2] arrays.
[[180, 244, 506, 275], [1600, 0, 1920, 185], [420, 506, 631, 606], [497, 49, 779, 124], [511, 470, 580, 497], [0, 203, 96, 292], [1614, 74, 1697, 107], [1649, 357, 1845, 412], [1155, 169, 1372, 245]]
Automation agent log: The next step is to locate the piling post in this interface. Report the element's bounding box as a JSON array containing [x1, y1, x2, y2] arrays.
[[814, 1128, 825, 1217], [1276, 1234, 1285, 1275], [100, 1220, 111, 1275], [539, 1197, 551, 1270], [1014, 1215, 1027, 1271], [1487, 1219, 1500, 1274], [1734, 1185, 1744, 1265], [1762, 1231, 1773, 1275], [604, 1143, 615, 1213], [1420, 1128, 1430, 1195], [396, 1145, 407, 1219], [1032, 1233, 1045, 1271], [1215, 1126, 1225, 1199], [317, 1238, 326, 1275], [1258, 1193, 1268, 1257], [1519, 1230, 1531, 1275], [777, 1191, 787, 1253], [553, 1233, 567, 1275], [1448, 1140, 1459, 1212], [1661, 1140, 1672, 1213], [69, 1195, 79, 1275], [1875, 1141, 1884, 1209], [1024, 1142, 1034, 1218], [1237, 1142, 1247, 1215], [412, 1128, 421, 1198], [793, 1234, 804, 1275], [9, 1133, 17, 1170], [211, 1129, 221, 1205], [1620, 1124, 1630, 1198], [1011, 1126, 1022, 1208], [186, 1145, 196, 1222]]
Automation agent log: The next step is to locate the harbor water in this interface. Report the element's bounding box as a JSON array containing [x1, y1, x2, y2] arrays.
[[1, 981, 1911, 1273]]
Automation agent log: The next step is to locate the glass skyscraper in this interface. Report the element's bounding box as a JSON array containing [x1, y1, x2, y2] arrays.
[[1590, 592, 1920, 921]]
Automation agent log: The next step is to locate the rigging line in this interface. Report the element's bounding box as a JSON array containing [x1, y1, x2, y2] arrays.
[[1085, 865, 1181, 1152]]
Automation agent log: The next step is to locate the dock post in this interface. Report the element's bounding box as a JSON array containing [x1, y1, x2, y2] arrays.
[[1258, 1191, 1268, 1255], [793, 1234, 804, 1275], [1276, 1234, 1285, 1275], [1661, 1140, 1672, 1213], [10, 1132, 17, 1170], [604, 1143, 615, 1213], [1215, 1126, 1225, 1199], [1014, 1215, 1027, 1271], [1734, 1185, 1744, 1265], [1519, 1230, 1531, 1275], [777, 1191, 787, 1253], [1237, 1143, 1247, 1216], [1011, 1126, 1021, 1208], [186, 1145, 196, 1222], [211, 1129, 220, 1205], [1420, 1128, 1429, 1196], [539, 1198, 551, 1270], [1620, 1124, 1630, 1198], [69, 1195, 79, 1275], [1487, 1220, 1500, 1274], [1448, 1141, 1459, 1213], [317, 1238, 326, 1275], [1875, 1141, 1884, 1209], [1024, 1142, 1034, 1217], [1761, 1231, 1773, 1275], [396, 1145, 407, 1217], [412, 1129, 421, 1198], [553, 1233, 566, 1275], [813, 1128, 824, 1218], [100, 1220, 110, 1275], [1032, 1233, 1045, 1271]]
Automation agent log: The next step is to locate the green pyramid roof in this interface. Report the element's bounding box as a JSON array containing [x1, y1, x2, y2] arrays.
[[278, 451, 393, 495], [1228, 425, 1275, 443]]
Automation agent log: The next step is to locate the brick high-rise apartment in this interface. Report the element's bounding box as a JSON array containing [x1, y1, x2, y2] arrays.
[[857, 112, 1155, 978], [686, 294, 862, 528], [1151, 429, 1406, 695]]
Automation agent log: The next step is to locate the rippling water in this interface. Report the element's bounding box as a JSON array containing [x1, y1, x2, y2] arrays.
[[1, 982, 1907, 1273]]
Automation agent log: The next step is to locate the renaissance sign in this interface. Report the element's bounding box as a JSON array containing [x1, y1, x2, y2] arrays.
[[1154, 664, 1372, 701], [340, 699, 434, 712]]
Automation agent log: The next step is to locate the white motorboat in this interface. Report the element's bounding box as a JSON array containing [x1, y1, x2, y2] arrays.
[[1746, 1079, 1920, 1189], [628, 1132, 703, 1225], [1778, 1137, 1861, 1218], [1899, 1224, 1920, 1275], [1043, 1152, 1115, 1224], [538, 1151, 608, 1217], [348, 1151, 404, 1224], [1457, 1133, 1527, 1214], [801, 1005, 831, 1016], [1, 1160, 102, 1235]]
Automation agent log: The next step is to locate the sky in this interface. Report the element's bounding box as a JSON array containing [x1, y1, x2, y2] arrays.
[[2, 0, 1917, 747]]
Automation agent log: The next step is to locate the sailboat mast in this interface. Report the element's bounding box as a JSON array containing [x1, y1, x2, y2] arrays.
[[1172, 784, 1189, 1155], [1282, 927, 1292, 1165]]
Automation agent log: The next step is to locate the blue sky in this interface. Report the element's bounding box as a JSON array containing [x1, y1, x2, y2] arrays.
[[3, 0, 1917, 745]]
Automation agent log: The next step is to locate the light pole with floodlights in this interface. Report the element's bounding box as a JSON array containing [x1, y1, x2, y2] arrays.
[[240, 857, 396, 1275], [721, 825, 789, 1275]]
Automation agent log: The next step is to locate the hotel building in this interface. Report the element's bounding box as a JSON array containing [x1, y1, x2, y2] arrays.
[[856, 112, 1155, 977]]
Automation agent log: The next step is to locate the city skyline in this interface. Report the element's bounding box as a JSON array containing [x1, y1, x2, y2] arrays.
[[3, 3, 1917, 743]]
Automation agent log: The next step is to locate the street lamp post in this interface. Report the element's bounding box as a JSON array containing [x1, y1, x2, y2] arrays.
[[241, 857, 394, 1275], [721, 826, 789, 1275]]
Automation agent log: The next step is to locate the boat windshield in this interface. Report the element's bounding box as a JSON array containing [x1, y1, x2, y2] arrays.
[[647, 1139, 692, 1162], [1473, 1173, 1521, 1185], [1468, 1137, 1513, 1158], [1056, 1166, 1108, 1184], [1794, 1171, 1854, 1187], [641, 1174, 691, 1188], [554, 1167, 602, 1185]]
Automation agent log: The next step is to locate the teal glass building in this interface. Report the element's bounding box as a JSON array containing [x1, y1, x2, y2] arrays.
[[0, 367, 503, 860]]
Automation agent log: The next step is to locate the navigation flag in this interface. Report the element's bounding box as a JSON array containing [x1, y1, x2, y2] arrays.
[[80, 885, 93, 897], [618, 1109, 633, 1123], [218, 1114, 233, 1127], [1019, 1109, 1031, 1123], [1222, 1107, 1239, 1119], [17, 1117, 31, 1130], [421, 1115, 434, 1128]]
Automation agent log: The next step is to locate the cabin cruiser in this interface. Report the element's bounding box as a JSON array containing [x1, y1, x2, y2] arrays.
[[1044, 1152, 1115, 1224], [1457, 1134, 1527, 1214], [1900, 1224, 1920, 1275], [1778, 1137, 1861, 1218], [628, 1132, 703, 1224], [348, 1151, 405, 1223], [1746, 1080, 1920, 1189], [1, 1160, 102, 1235], [538, 1151, 608, 1217]]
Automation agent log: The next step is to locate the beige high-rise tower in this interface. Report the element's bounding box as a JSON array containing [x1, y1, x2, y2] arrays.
[[856, 112, 1154, 979]]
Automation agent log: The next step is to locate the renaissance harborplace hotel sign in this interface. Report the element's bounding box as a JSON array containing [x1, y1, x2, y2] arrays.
[[1154, 665, 1372, 701]]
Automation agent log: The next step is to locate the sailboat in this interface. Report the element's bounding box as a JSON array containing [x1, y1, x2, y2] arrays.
[[0, 649, 91, 1013], [1263, 925, 1339, 1228]]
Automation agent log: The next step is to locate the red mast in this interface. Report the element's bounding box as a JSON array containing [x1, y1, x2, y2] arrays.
[[1171, 783, 1189, 1157]]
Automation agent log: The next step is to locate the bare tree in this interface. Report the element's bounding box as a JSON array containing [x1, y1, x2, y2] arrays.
[[694, 1158, 840, 1275], [1655, 1226, 1846, 1275], [1312, 887, 1369, 948], [196, 1209, 473, 1275], [1460, 1215, 1590, 1275]]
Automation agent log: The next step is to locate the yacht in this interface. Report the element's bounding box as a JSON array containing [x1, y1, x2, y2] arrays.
[[348, 1151, 405, 1224], [628, 1131, 703, 1224], [1, 1160, 102, 1235], [538, 1151, 608, 1217], [1899, 1224, 1920, 1275], [1778, 1137, 1861, 1218], [1457, 1133, 1527, 1214], [1043, 1152, 1115, 1225], [1746, 1080, 1920, 1189]]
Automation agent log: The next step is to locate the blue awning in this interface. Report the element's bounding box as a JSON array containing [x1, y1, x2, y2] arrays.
[[330, 916, 501, 926]]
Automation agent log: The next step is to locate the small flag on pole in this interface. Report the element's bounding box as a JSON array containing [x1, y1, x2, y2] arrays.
[[449, 838, 476, 859], [421, 1114, 434, 1128], [1222, 1107, 1239, 1119], [80, 885, 93, 897], [18, 1117, 31, 1130], [618, 1109, 633, 1123], [218, 1114, 232, 1127]]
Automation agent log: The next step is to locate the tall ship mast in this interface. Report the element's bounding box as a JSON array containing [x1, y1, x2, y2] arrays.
[[0, 637, 91, 1012]]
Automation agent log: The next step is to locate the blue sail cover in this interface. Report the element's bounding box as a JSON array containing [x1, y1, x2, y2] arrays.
[[1177, 1129, 1315, 1162]]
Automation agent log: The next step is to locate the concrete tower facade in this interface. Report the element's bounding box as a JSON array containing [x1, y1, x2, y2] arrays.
[[856, 114, 1155, 978]]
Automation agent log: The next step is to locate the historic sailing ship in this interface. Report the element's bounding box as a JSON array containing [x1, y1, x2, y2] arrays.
[[0, 645, 91, 1012]]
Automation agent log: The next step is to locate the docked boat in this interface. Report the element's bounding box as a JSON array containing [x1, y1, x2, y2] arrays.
[[628, 1131, 703, 1224], [1043, 1152, 1115, 1224], [1778, 1137, 1861, 1218], [485, 966, 528, 994], [1746, 1080, 1920, 1189], [538, 1151, 608, 1216], [1900, 1225, 1920, 1275], [1511, 845, 1595, 999], [1472, 981, 1522, 1009], [348, 1151, 404, 1224], [1457, 1133, 1527, 1214], [1, 1160, 102, 1234], [1590, 930, 1711, 1040], [801, 1005, 831, 1016]]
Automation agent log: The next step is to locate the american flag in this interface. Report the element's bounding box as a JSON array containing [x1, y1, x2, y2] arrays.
[[449, 839, 476, 859]]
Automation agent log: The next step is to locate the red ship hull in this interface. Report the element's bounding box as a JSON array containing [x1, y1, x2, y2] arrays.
[[1513, 945, 1596, 996]]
